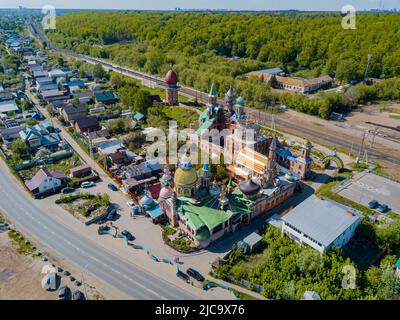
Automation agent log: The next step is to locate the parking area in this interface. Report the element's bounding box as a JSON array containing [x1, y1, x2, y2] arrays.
[[336, 172, 400, 214]]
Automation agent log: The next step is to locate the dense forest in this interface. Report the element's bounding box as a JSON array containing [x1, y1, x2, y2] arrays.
[[46, 12, 400, 118]]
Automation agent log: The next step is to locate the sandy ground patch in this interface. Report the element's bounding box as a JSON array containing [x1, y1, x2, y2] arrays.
[[0, 223, 116, 300]]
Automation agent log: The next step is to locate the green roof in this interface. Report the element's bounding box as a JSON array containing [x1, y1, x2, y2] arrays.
[[95, 91, 118, 102], [177, 189, 252, 233], [209, 82, 217, 97], [196, 108, 218, 135]]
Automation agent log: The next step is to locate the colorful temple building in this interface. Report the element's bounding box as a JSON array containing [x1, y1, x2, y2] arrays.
[[148, 151, 300, 248], [139, 82, 315, 248], [191, 84, 313, 180]]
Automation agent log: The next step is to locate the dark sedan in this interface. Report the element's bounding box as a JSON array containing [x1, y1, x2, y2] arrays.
[[186, 268, 205, 282]]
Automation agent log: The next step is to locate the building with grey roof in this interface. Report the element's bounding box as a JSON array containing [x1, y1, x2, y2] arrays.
[[0, 100, 20, 115], [281, 195, 360, 254]]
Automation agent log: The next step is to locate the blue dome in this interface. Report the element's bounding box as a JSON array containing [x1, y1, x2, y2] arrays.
[[180, 161, 193, 170], [140, 194, 156, 210]]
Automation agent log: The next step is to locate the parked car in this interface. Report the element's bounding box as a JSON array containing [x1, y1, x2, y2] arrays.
[[186, 268, 205, 282], [58, 286, 69, 300], [121, 230, 135, 241], [72, 290, 84, 300], [368, 200, 379, 209], [61, 187, 75, 194], [176, 270, 190, 282], [81, 181, 95, 188], [106, 208, 117, 221], [107, 183, 118, 191], [127, 201, 136, 209], [98, 225, 110, 234], [377, 204, 389, 213]]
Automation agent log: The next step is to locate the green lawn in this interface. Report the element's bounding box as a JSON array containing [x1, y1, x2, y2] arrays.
[[162, 106, 199, 128]]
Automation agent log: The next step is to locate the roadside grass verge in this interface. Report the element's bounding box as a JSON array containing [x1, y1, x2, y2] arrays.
[[231, 289, 259, 300], [7, 230, 40, 257]]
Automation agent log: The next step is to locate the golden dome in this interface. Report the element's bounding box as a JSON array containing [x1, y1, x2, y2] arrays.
[[174, 167, 198, 186]]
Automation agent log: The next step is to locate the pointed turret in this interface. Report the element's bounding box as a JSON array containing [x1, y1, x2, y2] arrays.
[[209, 82, 217, 97], [227, 176, 233, 194], [225, 86, 236, 112], [208, 82, 218, 106]]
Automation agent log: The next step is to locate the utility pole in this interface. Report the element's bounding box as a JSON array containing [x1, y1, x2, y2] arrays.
[[370, 127, 379, 149], [356, 130, 367, 164], [349, 129, 356, 156]]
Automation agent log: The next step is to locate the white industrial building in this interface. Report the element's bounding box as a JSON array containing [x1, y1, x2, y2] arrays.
[[281, 195, 360, 254]]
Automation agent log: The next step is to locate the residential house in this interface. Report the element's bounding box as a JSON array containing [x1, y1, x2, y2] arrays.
[[25, 168, 70, 197], [0, 100, 20, 116], [49, 69, 68, 81], [37, 83, 59, 93], [73, 91, 94, 105], [97, 139, 124, 155], [0, 126, 24, 147], [62, 103, 88, 122], [74, 116, 100, 133], [127, 160, 162, 181], [25, 112, 43, 121], [36, 76, 54, 87], [108, 149, 129, 165], [86, 128, 110, 140], [0, 92, 15, 102], [19, 124, 61, 151], [3, 119, 20, 128], [94, 91, 119, 105], [70, 164, 92, 178], [67, 80, 85, 92], [33, 70, 48, 79], [41, 90, 70, 104]]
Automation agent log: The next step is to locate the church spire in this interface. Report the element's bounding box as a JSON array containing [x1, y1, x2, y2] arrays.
[[208, 82, 218, 106]]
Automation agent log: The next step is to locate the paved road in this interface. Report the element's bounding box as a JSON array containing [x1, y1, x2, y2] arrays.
[[0, 161, 197, 300]]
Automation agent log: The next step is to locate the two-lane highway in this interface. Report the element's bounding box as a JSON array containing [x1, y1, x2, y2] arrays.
[[0, 161, 196, 300]]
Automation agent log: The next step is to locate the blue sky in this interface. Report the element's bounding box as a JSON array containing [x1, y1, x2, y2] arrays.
[[1, 0, 399, 11]]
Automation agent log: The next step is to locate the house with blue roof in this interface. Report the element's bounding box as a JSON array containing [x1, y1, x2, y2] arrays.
[[133, 112, 145, 121], [67, 80, 85, 91], [19, 123, 61, 151]]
